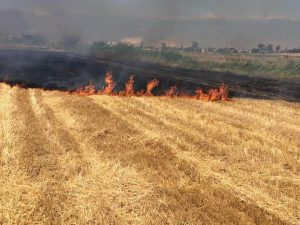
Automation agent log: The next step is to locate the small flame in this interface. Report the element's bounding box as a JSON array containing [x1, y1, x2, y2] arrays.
[[102, 72, 116, 95], [135, 89, 145, 96], [70, 72, 230, 102], [125, 76, 134, 96], [195, 89, 209, 101], [165, 85, 177, 97], [195, 84, 229, 101], [220, 83, 229, 101], [145, 79, 159, 96], [73, 83, 96, 96]]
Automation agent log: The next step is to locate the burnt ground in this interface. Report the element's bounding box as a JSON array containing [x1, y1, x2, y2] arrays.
[[0, 48, 299, 102]]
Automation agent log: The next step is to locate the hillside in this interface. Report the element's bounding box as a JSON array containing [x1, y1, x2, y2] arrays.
[[0, 83, 299, 225]]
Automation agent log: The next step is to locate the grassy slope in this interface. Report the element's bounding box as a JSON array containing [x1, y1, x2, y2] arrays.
[[138, 50, 300, 80], [0, 83, 299, 225], [183, 52, 300, 80], [91, 46, 300, 80]]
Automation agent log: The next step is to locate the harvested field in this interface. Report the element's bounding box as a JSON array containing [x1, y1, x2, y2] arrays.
[[1, 83, 299, 225]]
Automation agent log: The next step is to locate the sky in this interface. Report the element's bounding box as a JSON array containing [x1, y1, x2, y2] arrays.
[[1, 0, 300, 48], [1, 0, 299, 20]]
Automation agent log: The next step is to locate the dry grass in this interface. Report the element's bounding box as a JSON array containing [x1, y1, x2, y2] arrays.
[[0, 83, 299, 225]]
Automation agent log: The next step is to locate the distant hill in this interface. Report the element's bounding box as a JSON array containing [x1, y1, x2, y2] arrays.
[[1, 9, 300, 48]]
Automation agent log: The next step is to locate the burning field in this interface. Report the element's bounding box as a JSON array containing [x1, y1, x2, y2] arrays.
[[1, 82, 299, 225], [70, 71, 229, 101], [1, 49, 300, 102]]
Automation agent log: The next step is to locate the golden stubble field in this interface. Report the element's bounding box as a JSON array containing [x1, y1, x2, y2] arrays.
[[0, 83, 299, 225]]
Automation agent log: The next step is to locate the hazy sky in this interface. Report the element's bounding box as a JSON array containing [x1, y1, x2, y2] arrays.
[[1, 0, 300, 48], [1, 0, 299, 20]]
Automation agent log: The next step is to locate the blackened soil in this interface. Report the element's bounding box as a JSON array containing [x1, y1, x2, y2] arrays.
[[0, 49, 299, 102]]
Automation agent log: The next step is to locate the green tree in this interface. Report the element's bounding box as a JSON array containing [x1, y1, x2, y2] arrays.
[[21, 32, 47, 46], [140, 42, 144, 49], [112, 43, 138, 60], [267, 44, 274, 53], [61, 33, 81, 50], [90, 41, 107, 51], [161, 42, 167, 51], [192, 41, 199, 51], [257, 43, 265, 49]]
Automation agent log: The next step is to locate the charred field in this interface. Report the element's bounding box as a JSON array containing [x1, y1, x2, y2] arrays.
[[0, 49, 300, 225], [0, 49, 299, 101]]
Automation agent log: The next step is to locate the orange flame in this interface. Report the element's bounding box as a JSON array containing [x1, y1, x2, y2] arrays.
[[70, 72, 230, 102], [135, 89, 145, 96], [220, 83, 229, 101], [122, 75, 135, 96], [145, 79, 159, 96], [165, 85, 177, 97], [208, 89, 221, 101], [102, 72, 116, 95], [195, 89, 210, 101], [73, 83, 96, 96], [195, 84, 229, 101]]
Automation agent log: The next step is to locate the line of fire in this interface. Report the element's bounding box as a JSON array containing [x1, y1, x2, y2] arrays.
[[69, 72, 229, 101]]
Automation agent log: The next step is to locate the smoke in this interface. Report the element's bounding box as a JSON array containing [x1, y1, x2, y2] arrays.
[[0, 9, 29, 35], [0, 0, 300, 47]]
